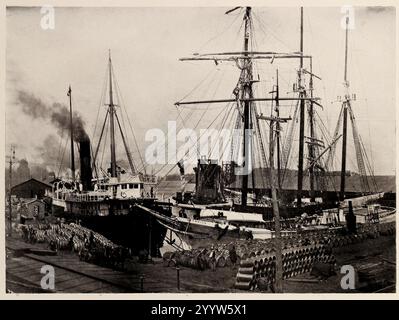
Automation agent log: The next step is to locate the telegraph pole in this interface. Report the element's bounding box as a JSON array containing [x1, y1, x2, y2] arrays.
[[269, 119, 283, 293], [258, 74, 291, 292], [8, 146, 15, 236]]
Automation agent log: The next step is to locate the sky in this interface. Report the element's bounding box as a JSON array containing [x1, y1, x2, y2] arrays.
[[5, 6, 396, 176]]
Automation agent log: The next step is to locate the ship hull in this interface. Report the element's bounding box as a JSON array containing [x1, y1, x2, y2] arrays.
[[135, 204, 276, 251], [51, 197, 171, 256]]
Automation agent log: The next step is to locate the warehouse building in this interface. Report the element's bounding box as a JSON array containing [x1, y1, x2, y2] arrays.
[[11, 178, 52, 199]]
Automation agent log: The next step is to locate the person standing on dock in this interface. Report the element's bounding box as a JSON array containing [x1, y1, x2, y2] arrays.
[[228, 244, 237, 265], [208, 246, 216, 271]]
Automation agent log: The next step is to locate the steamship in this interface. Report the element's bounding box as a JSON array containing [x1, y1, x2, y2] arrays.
[[51, 53, 171, 256]]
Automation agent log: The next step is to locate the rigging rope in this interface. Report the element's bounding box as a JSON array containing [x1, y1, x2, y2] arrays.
[[57, 137, 68, 179], [111, 64, 144, 175]]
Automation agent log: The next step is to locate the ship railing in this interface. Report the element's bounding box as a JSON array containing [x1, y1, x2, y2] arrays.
[[65, 193, 110, 202]]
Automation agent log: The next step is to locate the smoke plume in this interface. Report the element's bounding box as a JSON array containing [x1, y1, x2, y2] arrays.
[[17, 90, 89, 142]]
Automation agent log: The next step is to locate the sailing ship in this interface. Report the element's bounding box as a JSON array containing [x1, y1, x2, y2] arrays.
[[144, 7, 394, 250], [51, 52, 171, 255], [141, 7, 325, 248]]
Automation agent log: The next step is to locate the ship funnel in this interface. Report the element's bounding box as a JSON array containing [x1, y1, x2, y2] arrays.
[[80, 139, 93, 191]]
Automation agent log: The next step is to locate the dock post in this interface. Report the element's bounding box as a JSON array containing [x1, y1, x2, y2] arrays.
[[176, 267, 180, 291], [148, 218, 153, 263], [140, 275, 144, 292]]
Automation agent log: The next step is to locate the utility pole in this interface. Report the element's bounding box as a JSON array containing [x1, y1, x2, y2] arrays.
[[67, 85, 75, 181], [258, 76, 291, 292], [269, 118, 285, 293], [340, 17, 349, 201], [297, 7, 305, 208], [8, 146, 15, 237], [261, 117, 290, 293]]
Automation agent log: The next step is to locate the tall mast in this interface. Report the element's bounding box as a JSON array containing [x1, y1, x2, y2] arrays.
[[67, 85, 75, 181], [275, 69, 282, 190], [340, 17, 349, 200], [241, 6, 253, 207], [308, 58, 315, 201], [297, 7, 305, 208], [175, 8, 321, 208], [108, 50, 117, 177]]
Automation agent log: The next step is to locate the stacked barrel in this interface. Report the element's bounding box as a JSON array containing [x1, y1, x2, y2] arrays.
[[163, 245, 234, 270], [234, 244, 336, 291], [377, 221, 395, 236], [163, 221, 395, 276], [18, 222, 128, 268]]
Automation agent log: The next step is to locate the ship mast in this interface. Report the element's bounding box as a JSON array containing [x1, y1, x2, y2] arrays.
[[340, 17, 349, 200], [297, 7, 305, 208], [241, 6, 253, 207], [175, 7, 320, 205], [275, 70, 282, 190], [108, 51, 117, 177], [308, 57, 315, 202], [324, 16, 375, 198], [67, 85, 75, 181], [93, 51, 138, 178]]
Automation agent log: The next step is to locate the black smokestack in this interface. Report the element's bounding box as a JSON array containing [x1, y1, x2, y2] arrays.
[[17, 90, 89, 142], [80, 139, 93, 191]]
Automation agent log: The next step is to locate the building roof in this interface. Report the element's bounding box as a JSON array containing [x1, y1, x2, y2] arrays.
[[11, 178, 52, 190]]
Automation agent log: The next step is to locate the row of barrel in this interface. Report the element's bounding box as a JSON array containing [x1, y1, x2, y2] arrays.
[[163, 245, 236, 270], [234, 244, 335, 291], [19, 223, 129, 269], [162, 222, 395, 272], [233, 222, 396, 291]]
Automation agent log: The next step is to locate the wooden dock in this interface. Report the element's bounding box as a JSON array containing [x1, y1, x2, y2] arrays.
[[7, 238, 157, 293], [6, 237, 235, 293]]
